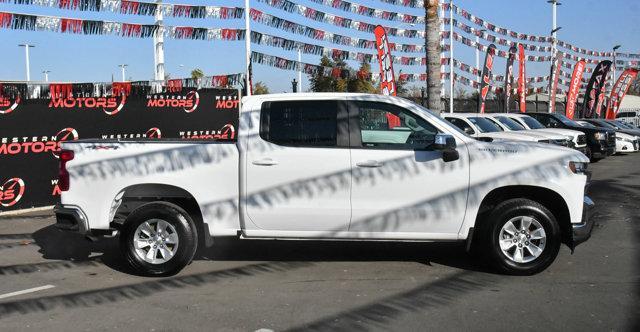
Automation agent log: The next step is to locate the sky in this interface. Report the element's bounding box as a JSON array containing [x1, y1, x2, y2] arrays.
[[0, 0, 638, 93]]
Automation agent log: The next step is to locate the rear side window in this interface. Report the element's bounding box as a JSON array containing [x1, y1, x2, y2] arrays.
[[260, 100, 339, 147]]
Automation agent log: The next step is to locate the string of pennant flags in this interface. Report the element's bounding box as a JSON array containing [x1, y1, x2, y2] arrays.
[[0, 11, 246, 40], [255, 0, 424, 39], [0, 72, 245, 100], [445, 2, 640, 61], [252, 31, 430, 66], [1, 0, 638, 97], [251, 51, 430, 82], [248, 8, 424, 54], [306, 0, 424, 24], [0, 0, 245, 19]]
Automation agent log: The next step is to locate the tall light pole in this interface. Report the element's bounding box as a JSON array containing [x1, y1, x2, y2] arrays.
[[612, 45, 621, 87], [18, 44, 35, 81], [297, 47, 302, 93], [118, 64, 128, 82], [42, 70, 51, 82], [153, 0, 165, 84], [244, 0, 252, 96], [475, 29, 486, 95], [449, 0, 454, 113], [548, 1, 561, 109]]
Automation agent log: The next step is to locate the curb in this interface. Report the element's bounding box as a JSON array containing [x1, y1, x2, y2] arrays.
[[0, 206, 54, 217]]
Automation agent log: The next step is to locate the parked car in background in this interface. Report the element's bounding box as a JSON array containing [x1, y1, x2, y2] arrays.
[[527, 112, 615, 161], [482, 114, 573, 147], [616, 110, 640, 128], [55, 93, 594, 276], [609, 120, 640, 132], [576, 120, 639, 154], [443, 113, 553, 143], [581, 118, 640, 137], [502, 113, 587, 153]]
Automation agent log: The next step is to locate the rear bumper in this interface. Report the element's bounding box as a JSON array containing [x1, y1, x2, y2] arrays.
[[54, 204, 89, 234], [571, 196, 595, 249]]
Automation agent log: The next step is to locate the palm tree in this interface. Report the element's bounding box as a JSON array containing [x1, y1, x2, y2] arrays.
[[190, 68, 204, 80], [425, 0, 442, 113]]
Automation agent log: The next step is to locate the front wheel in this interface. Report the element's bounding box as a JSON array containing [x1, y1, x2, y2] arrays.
[[481, 198, 561, 275], [120, 202, 198, 276]]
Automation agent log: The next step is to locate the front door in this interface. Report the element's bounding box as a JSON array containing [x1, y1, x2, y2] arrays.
[[244, 99, 351, 233], [348, 100, 469, 237]]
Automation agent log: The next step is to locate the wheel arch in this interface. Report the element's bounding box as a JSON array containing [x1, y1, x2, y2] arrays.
[[472, 185, 572, 247], [109, 183, 213, 247]]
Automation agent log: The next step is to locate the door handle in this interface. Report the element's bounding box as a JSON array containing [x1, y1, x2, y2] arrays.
[[252, 158, 279, 166], [356, 160, 383, 168]]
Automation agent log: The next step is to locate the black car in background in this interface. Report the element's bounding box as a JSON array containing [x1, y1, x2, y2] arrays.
[[587, 119, 640, 137], [527, 112, 616, 161]]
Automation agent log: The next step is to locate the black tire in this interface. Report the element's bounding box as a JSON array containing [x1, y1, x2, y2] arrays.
[[479, 198, 561, 275], [119, 202, 198, 276], [584, 146, 593, 161]]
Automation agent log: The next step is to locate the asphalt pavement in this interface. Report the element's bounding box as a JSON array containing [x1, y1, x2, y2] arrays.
[[0, 152, 639, 331]]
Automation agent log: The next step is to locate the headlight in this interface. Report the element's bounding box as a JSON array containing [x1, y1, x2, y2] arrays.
[[593, 132, 606, 140], [568, 161, 588, 174]]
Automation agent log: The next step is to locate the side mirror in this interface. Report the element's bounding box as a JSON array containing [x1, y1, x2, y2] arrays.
[[433, 134, 459, 162], [464, 127, 475, 135]]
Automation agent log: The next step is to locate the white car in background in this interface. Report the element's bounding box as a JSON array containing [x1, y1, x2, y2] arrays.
[[482, 114, 572, 147], [502, 113, 588, 152], [444, 113, 555, 143], [576, 121, 639, 154]]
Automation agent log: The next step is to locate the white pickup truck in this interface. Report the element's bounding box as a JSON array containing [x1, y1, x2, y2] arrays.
[[55, 93, 594, 276]]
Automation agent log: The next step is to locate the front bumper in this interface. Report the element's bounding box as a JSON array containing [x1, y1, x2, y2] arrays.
[[571, 196, 595, 250], [54, 204, 89, 234]]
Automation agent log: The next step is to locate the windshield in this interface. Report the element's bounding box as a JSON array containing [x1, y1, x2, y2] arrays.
[[613, 120, 634, 129], [520, 116, 546, 129], [578, 121, 597, 128], [555, 114, 581, 126], [468, 117, 502, 133], [496, 116, 526, 130], [594, 121, 616, 129]]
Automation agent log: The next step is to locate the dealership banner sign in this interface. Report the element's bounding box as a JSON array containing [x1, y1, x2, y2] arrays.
[[517, 44, 527, 113], [605, 68, 639, 119], [0, 85, 239, 211], [582, 60, 612, 118], [504, 46, 517, 111], [565, 60, 586, 119], [478, 44, 496, 113]]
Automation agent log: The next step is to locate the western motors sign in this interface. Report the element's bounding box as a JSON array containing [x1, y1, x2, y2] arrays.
[[0, 85, 239, 211]]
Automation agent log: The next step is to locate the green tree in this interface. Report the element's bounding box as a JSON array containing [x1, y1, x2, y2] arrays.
[[253, 81, 270, 95], [191, 68, 204, 80], [309, 56, 336, 92], [348, 62, 377, 93], [309, 57, 377, 93]]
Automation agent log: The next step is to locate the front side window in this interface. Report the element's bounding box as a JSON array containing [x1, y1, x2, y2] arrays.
[[260, 100, 338, 147], [555, 114, 580, 127], [445, 117, 475, 135], [469, 117, 502, 133], [355, 101, 439, 149], [496, 116, 526, 131], [520, 116, 546, 129]]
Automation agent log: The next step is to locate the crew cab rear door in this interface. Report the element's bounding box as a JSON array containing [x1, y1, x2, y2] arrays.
[[244, 99, 351, 233], [347, 100, 469, 237]]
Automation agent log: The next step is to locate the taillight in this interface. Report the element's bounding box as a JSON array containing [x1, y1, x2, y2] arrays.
[[59, 150, 74, 192]]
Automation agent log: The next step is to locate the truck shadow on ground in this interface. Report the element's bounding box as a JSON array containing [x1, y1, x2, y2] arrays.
[[0, 224, 494, 321], [18, 224, 488, 276]]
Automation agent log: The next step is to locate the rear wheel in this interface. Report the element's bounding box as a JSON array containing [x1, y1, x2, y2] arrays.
[[480, 198, 561, 275], [120, 202, 198, 276]]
